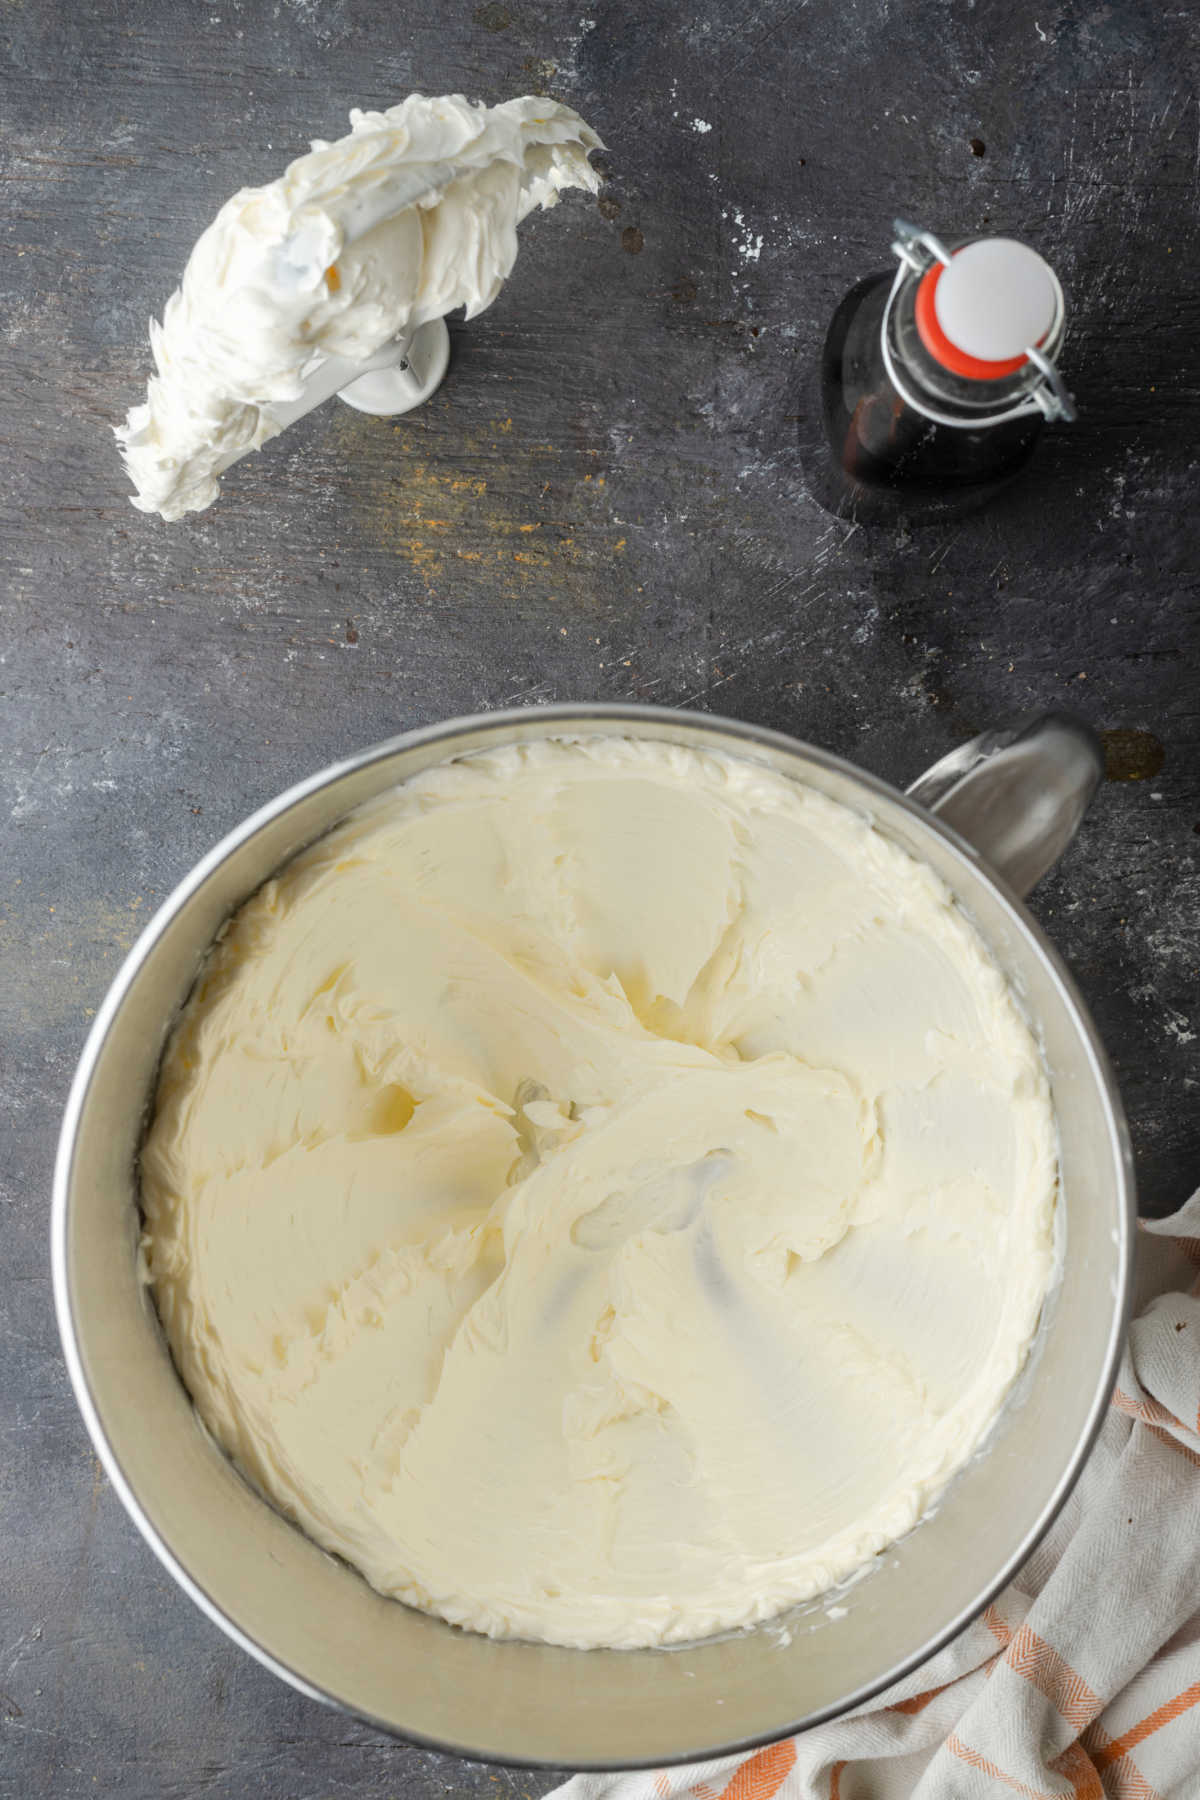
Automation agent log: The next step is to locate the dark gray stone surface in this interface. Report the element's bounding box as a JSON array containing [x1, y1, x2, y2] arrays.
[[2, 0, 1198, 1793]]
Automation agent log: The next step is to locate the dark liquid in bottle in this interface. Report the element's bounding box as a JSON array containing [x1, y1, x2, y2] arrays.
[[813, 272, 1044, 525]]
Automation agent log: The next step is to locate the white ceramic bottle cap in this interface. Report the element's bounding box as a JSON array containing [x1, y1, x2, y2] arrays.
[[934, 238, 1057, 363]]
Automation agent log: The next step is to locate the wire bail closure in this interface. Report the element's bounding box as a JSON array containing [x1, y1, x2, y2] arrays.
[[888, 218, 1076, 424]]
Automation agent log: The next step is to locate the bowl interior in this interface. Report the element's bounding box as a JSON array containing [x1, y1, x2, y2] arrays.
[[54, 706, 1133, 1768]]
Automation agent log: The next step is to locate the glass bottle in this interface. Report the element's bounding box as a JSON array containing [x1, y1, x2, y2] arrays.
[[813, 219, 1075, 524]]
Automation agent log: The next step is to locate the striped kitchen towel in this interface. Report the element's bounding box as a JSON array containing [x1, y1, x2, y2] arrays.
[[551, 1194, 1200, 1800]]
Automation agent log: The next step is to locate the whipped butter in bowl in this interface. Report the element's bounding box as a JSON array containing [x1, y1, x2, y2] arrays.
[[140, 734, 1058, 1652]]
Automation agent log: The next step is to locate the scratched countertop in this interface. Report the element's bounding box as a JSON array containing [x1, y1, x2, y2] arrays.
[[2, 0, 1199, 1794]]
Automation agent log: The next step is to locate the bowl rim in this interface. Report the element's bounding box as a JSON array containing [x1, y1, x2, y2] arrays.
[[51, 701, 1136, 1768]]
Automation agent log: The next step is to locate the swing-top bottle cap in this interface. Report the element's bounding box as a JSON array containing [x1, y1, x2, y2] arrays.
[[915, 237, 1059, 381]]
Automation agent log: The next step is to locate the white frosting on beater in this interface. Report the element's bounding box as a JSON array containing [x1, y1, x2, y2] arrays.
[[142, 738, 1058, 1649], [116, 94, 601, 519]]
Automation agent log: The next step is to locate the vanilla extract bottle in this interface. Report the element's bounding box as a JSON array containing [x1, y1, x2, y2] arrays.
[[813, 219, 1076, 523]]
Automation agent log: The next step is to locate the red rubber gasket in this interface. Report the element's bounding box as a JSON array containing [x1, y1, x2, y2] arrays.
[[914, 256, 1030, 380]]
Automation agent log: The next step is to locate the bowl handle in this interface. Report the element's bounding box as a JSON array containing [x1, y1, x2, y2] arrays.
[[906, 711, 1103, 898]]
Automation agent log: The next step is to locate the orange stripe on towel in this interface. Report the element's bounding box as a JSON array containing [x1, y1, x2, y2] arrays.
[[891, 1683, 948, 1715], [1080, 1739, 1164, 1800], [984, 1603, 1014, 1647], [946, 1732, 1058, 1798], [717, 1740, 796, 1800], [1092, 1680, 1200, 1770], [1112, 1388, 1186, 1433], [1147, 1423, 1200, 1469], [1004, 1622, 1102, 1733], [1049, 1740, 1104, 1798]]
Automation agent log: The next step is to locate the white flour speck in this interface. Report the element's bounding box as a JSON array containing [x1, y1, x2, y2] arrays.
[[726, 205, 764, 264], [1166, 1009, 1196, 1046]]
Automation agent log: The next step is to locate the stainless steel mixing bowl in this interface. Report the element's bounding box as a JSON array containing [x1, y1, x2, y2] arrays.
[[52, 704, 1133, 1769]]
